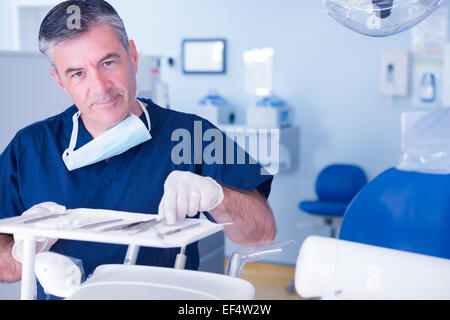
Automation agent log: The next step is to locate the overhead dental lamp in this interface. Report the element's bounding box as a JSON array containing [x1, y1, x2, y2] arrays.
[[323, 0, 444, 37]]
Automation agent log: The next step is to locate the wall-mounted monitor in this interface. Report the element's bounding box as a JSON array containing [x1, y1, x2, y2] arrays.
[[182, 39, 226, 74]]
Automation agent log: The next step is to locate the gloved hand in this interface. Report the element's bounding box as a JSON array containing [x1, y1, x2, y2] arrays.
[[12, 202, 66, 263], [158, 171, 224, 225]]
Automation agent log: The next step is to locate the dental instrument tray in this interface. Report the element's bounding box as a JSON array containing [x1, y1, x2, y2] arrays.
[[0, 208, 223, 249]]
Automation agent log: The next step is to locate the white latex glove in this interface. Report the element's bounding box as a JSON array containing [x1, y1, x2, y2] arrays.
[[12, 202, 67, 263], [158, 171, 224, 225]]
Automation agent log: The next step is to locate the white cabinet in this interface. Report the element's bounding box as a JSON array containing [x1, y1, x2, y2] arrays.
[[219, 125, 300, 175]]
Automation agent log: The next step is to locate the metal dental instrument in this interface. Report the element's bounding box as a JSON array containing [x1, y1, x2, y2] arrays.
[[76, 218, 124, 230], [22, 213, 64, 224], [156, 222, 201, 239], [100, 218, 158, 232], [129, 219, 165, 235]]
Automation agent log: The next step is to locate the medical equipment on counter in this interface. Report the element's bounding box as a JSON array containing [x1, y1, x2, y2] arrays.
[[296, 236, 450, 299], [323, 0, 444, 37], [243, 48, 293, 129], [191, 90, 235, 126], [246, 93, 292, 128], [244, 48, 274, 97], [136, 55, 170, 108]]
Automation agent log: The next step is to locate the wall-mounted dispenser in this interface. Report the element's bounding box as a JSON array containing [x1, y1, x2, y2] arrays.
[[380, 51, 410, 97]]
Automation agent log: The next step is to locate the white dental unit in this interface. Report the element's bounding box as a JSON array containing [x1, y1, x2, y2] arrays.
[[295, 236, 450, 300]]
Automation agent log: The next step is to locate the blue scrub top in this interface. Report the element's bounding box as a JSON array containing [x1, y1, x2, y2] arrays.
[[0, 98, 273, 299]]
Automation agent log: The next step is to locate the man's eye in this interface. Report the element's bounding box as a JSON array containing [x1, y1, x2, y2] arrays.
[[103, 60, 114, 67], [73, 71, 84, 78]]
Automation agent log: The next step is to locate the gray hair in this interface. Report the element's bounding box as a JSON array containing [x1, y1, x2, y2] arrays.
[[38, 0, 130, 70]]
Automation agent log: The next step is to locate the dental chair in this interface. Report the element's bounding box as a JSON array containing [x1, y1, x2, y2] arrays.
[[295, 110, 450, 299], [340, 168, 450, 259]]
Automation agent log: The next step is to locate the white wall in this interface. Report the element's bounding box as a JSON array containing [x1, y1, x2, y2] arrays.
[[0, 1, 13, 51], [0, 52, 73, 151]]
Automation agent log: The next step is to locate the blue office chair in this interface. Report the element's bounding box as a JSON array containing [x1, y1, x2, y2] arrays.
[[299, 164, 367, 237], [339, 167, 450, 259]]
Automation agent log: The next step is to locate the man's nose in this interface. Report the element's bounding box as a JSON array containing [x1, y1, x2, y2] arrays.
[[88, 69, 111, 97]]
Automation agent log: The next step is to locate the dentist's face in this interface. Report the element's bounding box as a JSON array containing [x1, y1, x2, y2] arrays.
[[50, 23, 139, 136]]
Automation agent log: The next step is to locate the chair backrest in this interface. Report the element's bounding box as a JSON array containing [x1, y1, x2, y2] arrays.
[[316, 164, 367, 203], [339, 167, 450, 259]]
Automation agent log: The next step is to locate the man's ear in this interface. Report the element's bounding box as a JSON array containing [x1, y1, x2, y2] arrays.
[[128, 40, 139, 75], [50, 69, 67, 93]]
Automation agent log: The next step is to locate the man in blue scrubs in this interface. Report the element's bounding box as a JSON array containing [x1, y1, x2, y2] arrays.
[[0, 1, 276, 299]]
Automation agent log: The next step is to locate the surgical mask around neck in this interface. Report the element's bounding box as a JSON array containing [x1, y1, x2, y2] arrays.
[[62, 99, 151, 171]]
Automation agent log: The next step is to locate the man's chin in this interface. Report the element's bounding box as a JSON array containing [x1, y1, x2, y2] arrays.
[[101, 112, 131, 129], [94, 98, 130, 123]]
